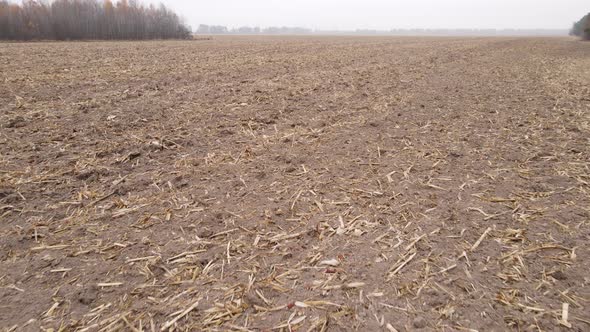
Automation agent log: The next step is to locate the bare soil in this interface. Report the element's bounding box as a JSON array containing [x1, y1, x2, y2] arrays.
[[1, 36, 589, 331]]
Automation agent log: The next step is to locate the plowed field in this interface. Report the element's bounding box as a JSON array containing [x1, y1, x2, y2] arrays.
[[1, 36, 589, 331]]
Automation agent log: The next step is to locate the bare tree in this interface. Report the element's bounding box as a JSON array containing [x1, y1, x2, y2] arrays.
[[570, 13, 590, 40], [0, 0, 191, 40]]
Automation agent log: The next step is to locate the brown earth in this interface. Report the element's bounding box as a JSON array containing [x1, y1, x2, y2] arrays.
[[0, 36, 589, 331]]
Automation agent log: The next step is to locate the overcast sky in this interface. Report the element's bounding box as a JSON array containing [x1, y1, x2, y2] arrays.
[[160, 0, 588, 30]]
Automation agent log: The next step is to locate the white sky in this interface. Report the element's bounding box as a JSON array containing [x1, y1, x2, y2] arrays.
[[160, 0, 588, 30]]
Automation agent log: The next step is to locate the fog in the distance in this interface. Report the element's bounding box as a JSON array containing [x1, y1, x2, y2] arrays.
[[160, 0, 588, 30]]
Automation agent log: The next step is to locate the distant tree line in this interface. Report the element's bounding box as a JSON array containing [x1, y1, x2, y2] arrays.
[[570, 13, 590, 40], [196, 24, 312, 35], [194, 25, 567, 37], [0, 0, 191, 40]]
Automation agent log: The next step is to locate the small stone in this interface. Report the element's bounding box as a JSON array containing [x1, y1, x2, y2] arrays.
[[6, 116, 26, 128], [413, 317, 427, 329], [198, 229, 213, 238], [128, 151, 141, 160], [78, 286, 98, 305], [551, 270, 567, 281]]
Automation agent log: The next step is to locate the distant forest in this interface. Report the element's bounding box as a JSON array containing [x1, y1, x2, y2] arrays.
[[196, 25, 312, 35], [195, 25, 567, 37], [0, 0, 191, 40], [570, 13, 590, 40]]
